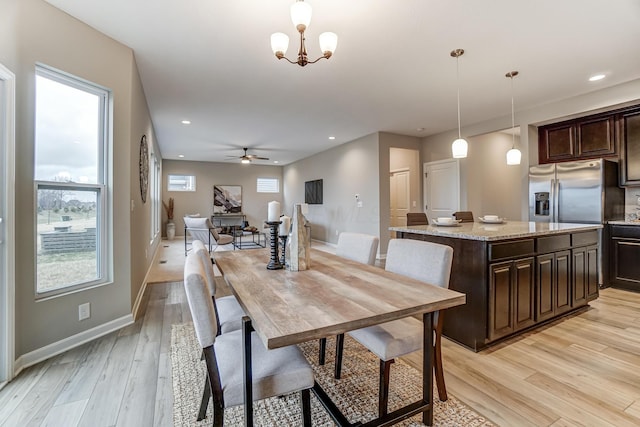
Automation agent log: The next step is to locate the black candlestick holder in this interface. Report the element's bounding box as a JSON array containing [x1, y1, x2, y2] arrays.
[[279, 235, 288, 266], [265, 221, 283, 270]]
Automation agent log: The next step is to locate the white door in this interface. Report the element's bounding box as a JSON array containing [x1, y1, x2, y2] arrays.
[[390, 169, 410, 228], [424, 159, 460, 222], [0, 63, 15, 388]]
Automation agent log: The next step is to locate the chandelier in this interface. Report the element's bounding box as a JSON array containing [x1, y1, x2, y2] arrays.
[[270, 0, 338, 67]]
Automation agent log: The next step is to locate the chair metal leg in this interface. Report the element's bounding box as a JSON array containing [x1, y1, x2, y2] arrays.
[[301, 388, 312, 427], [334, 333, 345, 379], [379, 359, 395, 416], [197, 375, 212, 421], [318, 337, 327, 365]]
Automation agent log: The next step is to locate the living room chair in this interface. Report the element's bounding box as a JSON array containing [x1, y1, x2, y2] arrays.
[[184, 216, 234, 256], [318, 232, 379, 376], [406, 212, 429, 226], [183, 252, 314, 426], [453, 211, 474, 222], [335, 238, 453, 416]]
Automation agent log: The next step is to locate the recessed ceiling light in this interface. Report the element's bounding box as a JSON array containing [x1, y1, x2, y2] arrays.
[[181, 120, 191, 124], [178, 154, 184, 158], [589, 74, 605, 82], [273, 160, 279, 164], [328, 136, 336, 140]]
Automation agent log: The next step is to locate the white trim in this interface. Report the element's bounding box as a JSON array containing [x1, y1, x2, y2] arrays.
[[131, 239, 162, 320], [0, 63, 16, 386], [13, 314, 133, 377]]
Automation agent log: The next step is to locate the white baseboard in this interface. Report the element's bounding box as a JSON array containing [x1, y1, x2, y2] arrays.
[[13, 314, 133, 377]]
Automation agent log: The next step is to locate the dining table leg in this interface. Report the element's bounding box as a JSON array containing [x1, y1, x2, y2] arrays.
[[422, 311, 434, 426]]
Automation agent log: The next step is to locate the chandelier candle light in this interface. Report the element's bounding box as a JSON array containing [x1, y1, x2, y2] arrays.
[[506, 71, 522, 165], [271, 0, 338, 67], [451, 49, 468, 159]]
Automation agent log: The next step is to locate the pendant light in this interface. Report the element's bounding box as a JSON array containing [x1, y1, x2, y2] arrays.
[[451, 49, 468, 158], [505, 71, 521, 165]]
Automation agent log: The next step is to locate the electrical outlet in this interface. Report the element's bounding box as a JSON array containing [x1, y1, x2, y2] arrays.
[[79, 303, 91, 321], [335, 229, 339, 236], [357, 201, 363, 208]]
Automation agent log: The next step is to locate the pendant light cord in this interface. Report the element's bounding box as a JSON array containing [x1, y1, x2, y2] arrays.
[[456, 56, 462, 139], [510, 75, 515, 149]]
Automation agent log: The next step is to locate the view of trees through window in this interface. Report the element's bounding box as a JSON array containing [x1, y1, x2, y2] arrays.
[[34, 66, 109, 296]]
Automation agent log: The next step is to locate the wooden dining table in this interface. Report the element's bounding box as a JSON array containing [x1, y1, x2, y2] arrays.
[[214, 247, 466, 427]]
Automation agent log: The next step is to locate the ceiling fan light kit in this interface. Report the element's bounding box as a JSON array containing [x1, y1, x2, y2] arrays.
[[271, 0, 338, 67], [227, 147, 270, 164]]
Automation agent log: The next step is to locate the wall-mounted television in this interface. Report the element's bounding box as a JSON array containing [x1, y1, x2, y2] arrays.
[[305, 179, 323, 205]]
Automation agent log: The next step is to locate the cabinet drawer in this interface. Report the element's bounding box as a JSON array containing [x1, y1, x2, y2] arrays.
[[489, 239, 535, 261], [610, 225, 640, 239], [572, 230, 598, 247], [537, 234, 571, 253]]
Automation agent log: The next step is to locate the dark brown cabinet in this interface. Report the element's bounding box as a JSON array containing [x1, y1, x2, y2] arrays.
[[539, 115, 616, 164], [617, 107, 640, 186], [572, 244, 599, 306], [489, 257, 535, 341], [609, 225, 640, 291], [536, 250, 571, 322]]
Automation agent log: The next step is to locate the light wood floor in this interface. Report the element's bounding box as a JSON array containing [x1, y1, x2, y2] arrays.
[[2, 279, 640, 426]]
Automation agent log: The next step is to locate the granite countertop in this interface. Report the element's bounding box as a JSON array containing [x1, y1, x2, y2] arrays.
[[389, 221, 603, 241], [608, 220, 640, 226]]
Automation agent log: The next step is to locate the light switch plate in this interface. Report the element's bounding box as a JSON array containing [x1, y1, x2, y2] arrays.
[[79, 303, 91, 321]]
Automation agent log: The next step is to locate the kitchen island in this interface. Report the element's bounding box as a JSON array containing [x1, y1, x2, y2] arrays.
[[390, 221, 602, 351]]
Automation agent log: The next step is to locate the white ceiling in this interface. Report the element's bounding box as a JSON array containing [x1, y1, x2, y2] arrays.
[[45, 0, 640, 165]]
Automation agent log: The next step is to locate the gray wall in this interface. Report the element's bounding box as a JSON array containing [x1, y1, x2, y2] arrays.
[[283, 133, 380, 246], [162, 160, 284, 235], [6, 0, 158, 357]]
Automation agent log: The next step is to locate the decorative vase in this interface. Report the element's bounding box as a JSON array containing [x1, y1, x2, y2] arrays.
[[285, 204, 310, 271], [166, 220, 176, 241]]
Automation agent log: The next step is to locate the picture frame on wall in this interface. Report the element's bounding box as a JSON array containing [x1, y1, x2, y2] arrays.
[[213, 185, 242, 214]]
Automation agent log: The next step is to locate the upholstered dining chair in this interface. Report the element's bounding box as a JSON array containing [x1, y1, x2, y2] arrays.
[[184, 216, 234, 256], [406, 212, 429, 226], [183, 252, 314, 426], [453, 211, 474, 222], [335, 238, 454, 416], [192, 240, 246, 335], [318, 232, 380, 375]]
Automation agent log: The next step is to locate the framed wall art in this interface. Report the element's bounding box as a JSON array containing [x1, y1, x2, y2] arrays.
[[213, 185, 242, 214]]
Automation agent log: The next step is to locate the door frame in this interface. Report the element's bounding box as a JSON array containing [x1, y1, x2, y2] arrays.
[[423, 158, 461, 220], [0, 63, 16, 388], [390, 168, 411, 228]]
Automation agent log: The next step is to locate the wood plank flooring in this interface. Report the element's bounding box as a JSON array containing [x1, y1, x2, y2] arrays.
[[1, 278, 640, 426]]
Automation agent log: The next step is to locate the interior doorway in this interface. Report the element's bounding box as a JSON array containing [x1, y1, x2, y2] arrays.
[[423, 159, 460, 221], [0, 63, 16, 388], [390, 168, 410, 230]]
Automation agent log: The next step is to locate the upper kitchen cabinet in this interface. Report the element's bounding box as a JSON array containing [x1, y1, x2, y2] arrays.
[[539, 114, 616, 164], [618, 106, 640, 186]]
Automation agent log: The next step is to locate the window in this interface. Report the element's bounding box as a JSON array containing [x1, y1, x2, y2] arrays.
[[34, 65, 110, 297], [168, 174, 196, 191], [257, 177, 279, 193]]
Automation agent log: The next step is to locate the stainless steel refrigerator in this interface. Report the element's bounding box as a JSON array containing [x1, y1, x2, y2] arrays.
[[529, 158, 624, 224], [529, 158, 624, 285]]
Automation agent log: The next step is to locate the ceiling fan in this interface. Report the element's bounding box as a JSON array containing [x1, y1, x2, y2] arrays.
[[226, 147, 270, 164]]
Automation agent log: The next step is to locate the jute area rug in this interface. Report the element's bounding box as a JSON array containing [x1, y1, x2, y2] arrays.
[[171, 322, 495, 426]]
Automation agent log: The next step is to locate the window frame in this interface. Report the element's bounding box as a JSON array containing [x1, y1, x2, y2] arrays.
[[256, 177, 280, 193], [167, 174, 196, 192], [34, 64, 111, 299]]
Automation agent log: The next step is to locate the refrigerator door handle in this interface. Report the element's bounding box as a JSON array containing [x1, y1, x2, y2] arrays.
[[554, 178, 560, 222], [549, 178, 556, 223]]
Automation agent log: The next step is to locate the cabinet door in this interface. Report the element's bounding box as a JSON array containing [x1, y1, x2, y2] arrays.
[[572, 247, 587, 307], [576, 116, 616, 158], [586, 245, 599, 301], [555, 250, 572, 315], [536, 253, 555, 322], [539, 123, 575, 164], [618, 108, 640, 186], [611, 237, 640, 291], [513, 257, 535, 331], [489, 261, 514, 340]]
